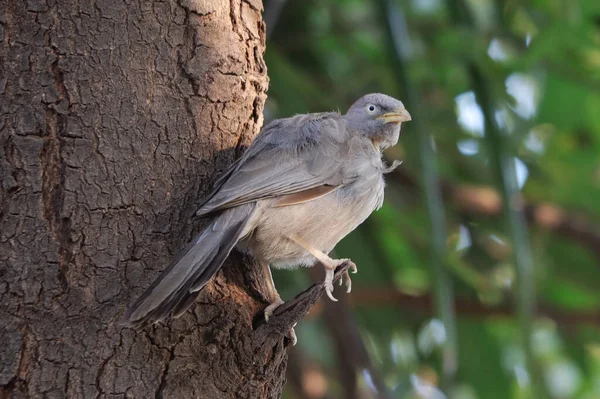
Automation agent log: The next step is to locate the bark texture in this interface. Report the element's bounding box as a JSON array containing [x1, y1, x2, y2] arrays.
[[0, 0, 311, 397]]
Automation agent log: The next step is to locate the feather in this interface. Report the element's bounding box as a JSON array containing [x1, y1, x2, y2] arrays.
[[272, 185, 340, 208], [196, 114, 352, 217], [122, 203, 256, 328]]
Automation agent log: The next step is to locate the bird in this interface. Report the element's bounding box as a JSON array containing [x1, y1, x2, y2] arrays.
[[123, 93, 411, 342]]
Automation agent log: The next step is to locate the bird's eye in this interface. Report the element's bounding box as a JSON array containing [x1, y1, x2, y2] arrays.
[[366, 104, 377, 114]]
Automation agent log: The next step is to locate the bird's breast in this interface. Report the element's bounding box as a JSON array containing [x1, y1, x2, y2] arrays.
[[241, 161, 386, 269]]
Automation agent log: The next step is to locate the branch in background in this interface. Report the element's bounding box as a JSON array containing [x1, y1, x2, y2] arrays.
[[469, 61, 542, 395], [307, 267, 393, 399], [378, 0, 459, 386], [311, 287, 600, 327], [388, 168, 600, 261], [523, 203, 600, 259], [287, 347, 333, 399]]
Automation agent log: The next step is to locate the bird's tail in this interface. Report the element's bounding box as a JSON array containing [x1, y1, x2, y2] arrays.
[[122, 203, 256, 328]]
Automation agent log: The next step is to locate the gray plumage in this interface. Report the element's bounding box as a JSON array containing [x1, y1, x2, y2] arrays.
[[123, 93, 411, 329]]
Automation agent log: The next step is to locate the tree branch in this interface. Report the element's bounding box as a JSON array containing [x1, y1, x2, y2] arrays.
[[286, 347, 334, 399], [346, 287, 600, 326], [252, 262, 352, 345], [388, 168, 600, 260], [306, 267, 392, 399]]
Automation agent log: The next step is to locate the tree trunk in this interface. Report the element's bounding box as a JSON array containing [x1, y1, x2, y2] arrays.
[[0, 0, 313, 397]]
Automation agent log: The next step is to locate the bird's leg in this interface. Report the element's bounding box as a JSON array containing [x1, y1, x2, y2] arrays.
[[261, 261, 297, 345], [262, 261, 283, 321], [289, 234, 357, 302]]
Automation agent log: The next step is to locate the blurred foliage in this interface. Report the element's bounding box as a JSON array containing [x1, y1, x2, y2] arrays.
[[263, 0, 600, 398]]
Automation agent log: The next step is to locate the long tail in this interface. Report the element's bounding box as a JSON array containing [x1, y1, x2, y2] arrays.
[[122, 203, 256, 328]]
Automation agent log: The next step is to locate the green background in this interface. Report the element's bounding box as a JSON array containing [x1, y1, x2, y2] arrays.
[[264, 0, 600, 398]]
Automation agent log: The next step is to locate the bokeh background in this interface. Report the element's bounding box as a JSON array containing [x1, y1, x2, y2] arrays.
[[261, 0, 600, 398]]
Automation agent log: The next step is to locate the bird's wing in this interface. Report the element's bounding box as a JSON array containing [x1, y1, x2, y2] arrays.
[[196, 112, 353, 216]]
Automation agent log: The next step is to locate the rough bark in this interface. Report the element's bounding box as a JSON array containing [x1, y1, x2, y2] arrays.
[[0, 0, 321, 397]]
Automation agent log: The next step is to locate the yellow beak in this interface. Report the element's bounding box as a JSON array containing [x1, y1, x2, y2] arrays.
[[376, 108, 412, 124]]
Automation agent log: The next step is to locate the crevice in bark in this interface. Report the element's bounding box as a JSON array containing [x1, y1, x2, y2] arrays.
[[40, 49, 73, 295], [0, 136, 22, 217], [155, 344, 176, 399], [229, 0, 244, 42], [41, 108, 70, 292], [0, 326, 35, 399], [50, 55, 70, 104]]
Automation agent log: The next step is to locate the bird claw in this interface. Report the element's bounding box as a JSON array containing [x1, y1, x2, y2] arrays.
[[336, 258, 357, 273], [338, 259, 356, 293], [264, 298, 285, 322], [265, 299, 298, 345], [343, 270, 352, 293], [289, 322, 298, 346], [324, 259, 358, 300], [324, 268, 338, 302]]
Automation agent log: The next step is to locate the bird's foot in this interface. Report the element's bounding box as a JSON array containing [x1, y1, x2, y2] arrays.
[[264, 298, 284, 322], [287, 235, 357, 301], [324, 267, 337, 302], [338, 260, 358, 293], [324, 258, 357, 301], [264, 298, 298, 346], [288, 323, 298, 346]]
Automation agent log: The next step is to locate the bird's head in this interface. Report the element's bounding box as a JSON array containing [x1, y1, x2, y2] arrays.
[[344, 93, 411, 150]]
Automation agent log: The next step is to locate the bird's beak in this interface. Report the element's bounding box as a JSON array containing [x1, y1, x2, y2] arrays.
[[376, 108, 412, 124]]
